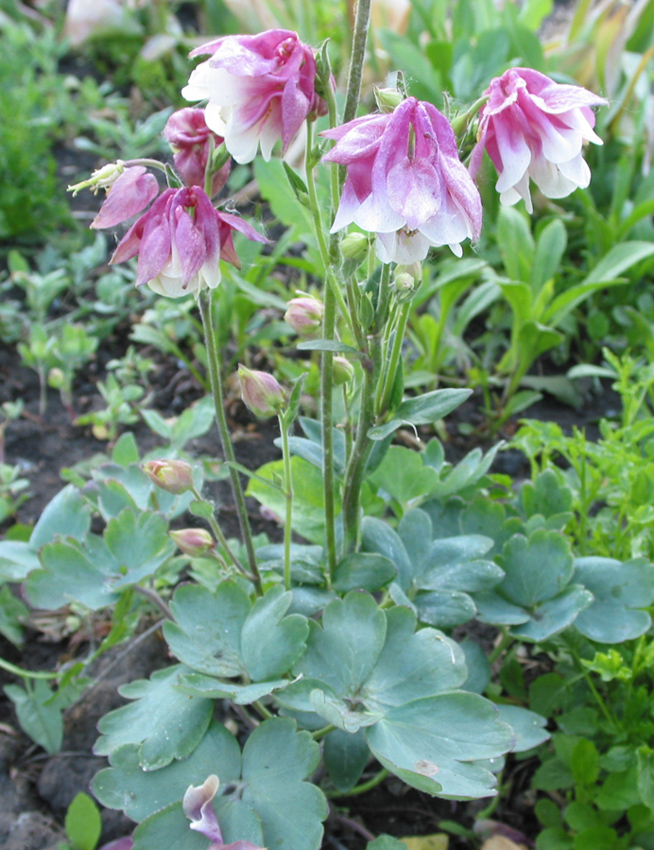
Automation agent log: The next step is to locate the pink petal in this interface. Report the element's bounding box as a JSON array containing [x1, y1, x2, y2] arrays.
[[92, 167, 159, 229]]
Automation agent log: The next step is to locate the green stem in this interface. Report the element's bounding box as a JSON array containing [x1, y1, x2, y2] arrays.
[[341, 356, 376, 553], [341, 264, 392, 553], [0, 656, 59, 680], [305, 122, 341, 584], [311, 723, 336, 740], [488, 629, 514, 665], [253, 699, 274, 720], [376, 299, 411, 416], [326, 768, 390, 799], [191, 487, 250, 579], [133, 584, 172, 619], [199, 290, 262, 594], [567, 639, 616, 728], [279, 413, 294, 591], [343, 0, 372, 124]]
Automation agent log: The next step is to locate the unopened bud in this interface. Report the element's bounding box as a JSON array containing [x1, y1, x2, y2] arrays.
[[68, 160, 125, 196], [170, 528, 215, 557], [374, 86, 404, 113], [394, 270, 419, 302], [142, 459, 194, 494], [332, 356, 355, 386], [238, 365, 285, 419], [396, 262, 422, 281], [48, 367, 66, 390], [284, 296, 324, 336], [341, 232, 369, 261]]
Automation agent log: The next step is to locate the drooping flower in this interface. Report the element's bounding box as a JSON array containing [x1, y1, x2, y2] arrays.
[[284, 295, 324, 336], [98, 185, 266, 298], [183, 775, 264, 850], [142, 459, 194, 494], [182, 29, 326, 164], [470, 68, 608, 212], [163, 108, 230, 194], [170, 528, 215, 557], [90, 166, 159, 229], [237, 365, 285, 419], [321, 97, 482, 264]]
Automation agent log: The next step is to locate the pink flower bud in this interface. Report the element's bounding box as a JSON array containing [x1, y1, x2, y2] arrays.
[[470, 68, 607, 213], [97, 185, 266, 298], [237, 365, 285, 419], [142, 459, 194, 494], [170, 528, 215, 557], [163, 108, 230, 194], [91, 166, 159, 229], [322, 97, 482, 264], [284, 296, 324, 336], [182, 29, 327, 164]]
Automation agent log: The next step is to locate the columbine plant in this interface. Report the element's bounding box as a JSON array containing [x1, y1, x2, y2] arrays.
[[46, 6, 613, 850]]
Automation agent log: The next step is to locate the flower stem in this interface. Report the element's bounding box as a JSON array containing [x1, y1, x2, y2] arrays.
[[376, 298, 411, 416], [191, 486, 251, 579], [343, 0, 372, 124], [0, 657, 59, 680], [305, 122, 342, 584], [133, 584, 172, 619], [199, 290, 262, 594], [326, 767, 389, 799], [341, 264, 391, 553], [279, 413, 294, 591], [488, 628, 514, 665]]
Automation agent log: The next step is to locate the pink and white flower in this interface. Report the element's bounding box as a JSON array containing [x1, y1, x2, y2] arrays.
[[182, 29, 326, 164], [163, 107, 230, 194], [470, 68, 608, 212], [99, 185, 266, 298], [321, 97, 482, 264], [90, 166, 159, 229]]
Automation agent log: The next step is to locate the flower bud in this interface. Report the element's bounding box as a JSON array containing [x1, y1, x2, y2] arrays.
[[284, 296, 324, 336], [142, 459, 194, 494], [332, 356, 355, 386], [48, 367, 66, 390], [340, 232, 369, 262], [374, 86, 404, 113], [68, 160, 125, 196], [170, 528, 215, 557], [238, 365, 285, 419]]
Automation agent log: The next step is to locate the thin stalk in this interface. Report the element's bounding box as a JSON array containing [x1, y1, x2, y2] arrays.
[[311, 723, 336, 740], [253, 700, 274, 720], [199, 290, 262, 594], [0, 657, 59, 680], [326, 768, 389, 799], [341, 264, 392, 552], [488, 629, 514, 665], [376, 299, 411, 416], [133, 584, 172, 620], [305, 122, 339, 583], [279, 413, 294, 591], [342, 0, 372, 124], [567, 639, 616, 728], [341, 357, 376, 553], [191, 486, 250, 579], [305, 125, 352, 332]]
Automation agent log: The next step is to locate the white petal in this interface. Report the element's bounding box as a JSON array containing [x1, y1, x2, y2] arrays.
[[354, 190, 405, 233], [529, 156, 579, 199], [493, 119, 532, 194], [376, 229, 431, 264], [500, 171, 533, 213]]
